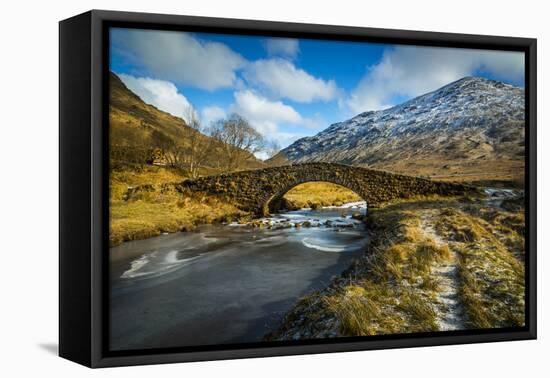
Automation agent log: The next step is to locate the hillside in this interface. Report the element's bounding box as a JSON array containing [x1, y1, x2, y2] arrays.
[[109, 72, 265, 246], [109, 72, 265, 171], [276, 77, 525, 185]]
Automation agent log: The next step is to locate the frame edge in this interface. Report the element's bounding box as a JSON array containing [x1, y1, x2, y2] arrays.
[[83, 9, 537, 368], [59, 11, 94, 368]]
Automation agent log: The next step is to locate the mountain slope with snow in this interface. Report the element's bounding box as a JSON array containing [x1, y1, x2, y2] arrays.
[[277, 77, 525, 182]]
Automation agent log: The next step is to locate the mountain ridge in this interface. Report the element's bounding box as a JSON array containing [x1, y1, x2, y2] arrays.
[[276, 76, 525, 183]]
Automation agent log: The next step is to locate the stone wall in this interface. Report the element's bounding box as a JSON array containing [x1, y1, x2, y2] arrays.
[[178, 163, 475, 216]]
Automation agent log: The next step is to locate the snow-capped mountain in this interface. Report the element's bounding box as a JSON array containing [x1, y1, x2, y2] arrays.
[[277, 77, 525, 177]]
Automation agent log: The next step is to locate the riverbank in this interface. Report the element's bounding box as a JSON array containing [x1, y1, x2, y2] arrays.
[[109, 204, 367, 350], [109, 166, 249, 246], [266, 193, 525, 340], [110, 169, 367, 247]]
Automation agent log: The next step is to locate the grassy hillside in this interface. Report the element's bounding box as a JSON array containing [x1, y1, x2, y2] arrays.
[[109, 72, 266, 171], [110, 72, 191, 144], [109, 72, 267, 246]]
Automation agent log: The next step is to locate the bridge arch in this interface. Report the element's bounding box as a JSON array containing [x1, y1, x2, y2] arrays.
[[261, 179, 367, 216], [179, 162, 473, 216]]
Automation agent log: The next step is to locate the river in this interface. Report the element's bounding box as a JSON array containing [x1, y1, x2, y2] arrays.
[[109, 202, 368, 351]]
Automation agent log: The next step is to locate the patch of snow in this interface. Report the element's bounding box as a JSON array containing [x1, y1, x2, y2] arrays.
[[280, 77, 525, 164]]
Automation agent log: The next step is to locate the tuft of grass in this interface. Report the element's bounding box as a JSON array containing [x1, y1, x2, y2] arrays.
[[324, 284, 400, 336], [324, 281, 439, 336], [408, 241, 451, 275]]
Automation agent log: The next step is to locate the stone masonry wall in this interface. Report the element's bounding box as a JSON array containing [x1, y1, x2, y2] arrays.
[[178, 163, 475, 216]]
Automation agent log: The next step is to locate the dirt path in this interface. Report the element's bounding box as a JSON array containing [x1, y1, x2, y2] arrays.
[[420, 210, 465, 331]]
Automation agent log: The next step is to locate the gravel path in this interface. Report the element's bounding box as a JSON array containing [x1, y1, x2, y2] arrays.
[[421, 211, 465, 331]]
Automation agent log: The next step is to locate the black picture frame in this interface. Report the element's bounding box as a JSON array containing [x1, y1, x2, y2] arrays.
[[59, 9, 537, 368]]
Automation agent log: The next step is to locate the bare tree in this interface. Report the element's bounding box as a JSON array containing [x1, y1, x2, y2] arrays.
[[149, 108, 213, 177], [209, 113, 265, 171], [183, 108, 212, 178]]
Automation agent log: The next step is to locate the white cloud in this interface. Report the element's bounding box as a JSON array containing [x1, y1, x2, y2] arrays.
[[112, 29, 246, 90], [118, 74, 197, 122], [201, 106, 226, 127], [348, 45, 525, 113], [244, 58, 338, 103], [232, 90, 302, 135], [231, 90, 319, 152], [265, 38, 299, 59]]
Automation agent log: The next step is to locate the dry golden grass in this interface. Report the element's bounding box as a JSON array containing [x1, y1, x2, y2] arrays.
[[283, 182, 362, 209], [323, 206, 451, 336], [435, 207, 525, 328], [268, 199, 453, 339], [268, 196, 525, 340], [109, 166, 248, 247], [110, 192, 246, 247], [110, 165, 186, 202], [372, 157, 524, 187], [324, 282, 440, 336], [324, 285, 406, 336]]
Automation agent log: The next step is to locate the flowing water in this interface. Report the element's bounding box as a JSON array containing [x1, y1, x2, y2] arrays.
[[109, 203, 367, 351]]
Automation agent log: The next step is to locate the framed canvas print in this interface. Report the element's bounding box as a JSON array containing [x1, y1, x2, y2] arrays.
[[59, 10, 537, 368]]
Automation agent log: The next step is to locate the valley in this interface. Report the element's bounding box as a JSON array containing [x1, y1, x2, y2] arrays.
[[108, 72, 526, 345]]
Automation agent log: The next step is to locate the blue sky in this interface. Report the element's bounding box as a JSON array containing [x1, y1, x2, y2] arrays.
[[110, 27, 525, 157]]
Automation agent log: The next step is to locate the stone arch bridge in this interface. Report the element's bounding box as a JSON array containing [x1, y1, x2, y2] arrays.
[[179, 163, 474, 216]]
